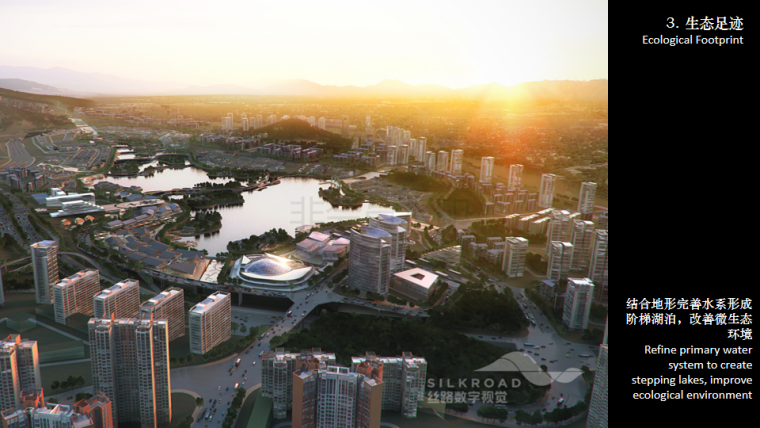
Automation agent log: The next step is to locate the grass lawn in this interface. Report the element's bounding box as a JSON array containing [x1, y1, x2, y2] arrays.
[[233, 388, 259, 428], [21, 137, 48, 158], [160, 392, 196, 428], [40, 361, 92, 391]]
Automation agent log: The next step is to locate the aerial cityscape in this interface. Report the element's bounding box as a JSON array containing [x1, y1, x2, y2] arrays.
[[0, 1, 608, 428]]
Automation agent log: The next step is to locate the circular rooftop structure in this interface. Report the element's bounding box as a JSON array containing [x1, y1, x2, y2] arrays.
[[235, 253, 314, 287], [243, 258, 293, 276]]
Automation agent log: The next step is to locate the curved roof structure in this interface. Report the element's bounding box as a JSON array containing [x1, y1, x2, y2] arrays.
[[236, 253, 313, 285]]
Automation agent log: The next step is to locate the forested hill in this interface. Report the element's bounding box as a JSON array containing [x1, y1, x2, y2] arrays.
[[243, 118, 353, 153]]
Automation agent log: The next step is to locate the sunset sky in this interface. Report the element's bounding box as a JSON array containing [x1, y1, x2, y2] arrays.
[[0, 0, 607, 89]]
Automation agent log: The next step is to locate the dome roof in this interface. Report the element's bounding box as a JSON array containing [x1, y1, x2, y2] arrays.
[[243, 258, 292, 276]]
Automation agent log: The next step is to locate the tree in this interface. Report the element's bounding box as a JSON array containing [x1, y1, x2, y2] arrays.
[[186, 415, 194, 423], [60, 381, 68, 390], [48, 398, 58, 404], [170, 357, 178, 365], [75, 392, 88, 401], [178, 356, 185, 365], [196, 396, 204, 407], [51, 380, 60, 391], [240, 325, 246, 333], [76, 376, 85, 388], [186, 354, 195, 365], [231, 322, 239, 331]]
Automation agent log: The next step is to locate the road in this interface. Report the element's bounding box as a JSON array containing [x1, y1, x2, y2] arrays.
[[4, 138, 35, 168]]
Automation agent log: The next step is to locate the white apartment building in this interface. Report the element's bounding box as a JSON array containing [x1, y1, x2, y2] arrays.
[[350, 351, 427, 418], [589, 230, 608, 283], [93, 279, 140, 319], [586, 344, 608, 428], [188, 291, 231, 354], [449, 149, 463, 175], [480, 157, 494, 183], [508, 164, 524, 191], [89, 318, 171, 428], [502, 237, 528, 278], [416, 137, 427, 161], [31, 240, 59, 304], [577, 182, 598, 215], [545, 210, 572, 255], [546, 242, 574, 281], [348, 226, 392, 296], [562, 278, 595, 331], [424, 151, 436, 171], [538, 174, 557, 208], [436, 151, 449, 172], [139, 288, 185, 341], [0, 336, 41, 411], [368, 214, 408, 273], [53, 269, 100, 325], [570, 220, 595, 271]]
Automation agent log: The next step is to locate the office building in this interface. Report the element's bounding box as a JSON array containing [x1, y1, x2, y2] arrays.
[[262, 348, 336, 419], [368, 214, 407, 273], [255, 115, 263, 129], [89, 318, 171, 428], [436, 151, 449, 172], [241, 118, 249, 131], [139, 288, 185, 341], [52, 269, 100, 325], [0, 336, 41, 411], [598, 211, 608, 230], [538, 174, 557, 208], [507, 164, 523, 191], [188, 291, 231, 354], [31, 241, 59, 305], [292, 365, 382, 428], [570, 220, 595, 271], [586, 343, 608, 428], [348, 226, 392, 296], [562, 278, 594, 331], [350, 352, 427, 418], [423, 151, 436, 171], [74, 393, 114, 428], [545, 210, 572, 255], [480, 157, 494, 183], [449, 149, 463, 175], [546, 242, 574, 281], [577, 182, 597, 220], [93, 279, 140, 319], [502, 237, 528, 278], [317, 117, 326, 130], [391, 268, 438, 302], [589, 230, 608, 284]]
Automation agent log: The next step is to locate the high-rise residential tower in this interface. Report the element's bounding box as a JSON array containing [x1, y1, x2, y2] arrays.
[[562, 278, 594, 331], [508, 164, 524, 191], [0, 335, 41, 411], [416, 137, 426, 161], [480, 157, 494, 183], [586, 343, 608, 428], [31, 240, 59, 304], [350, 352, 427, 418], [53, 269, 100, 325], [436, 151, 449, 172], [188, 291, 231, 354], [570, 220, 595, 271], [292, 365, 382, 428], [449, 149, 463, 175], [93, 279, 140, 319], [424, 151, 436, 171], [538, 174, 557, 208], [577, 182, 597, 219], [348, 226, 392, 296], [262, 348, 336, 419], [89, 318, 171, 428], [139, 288, 186, 341], [546, 242, 574, 281], [589, 230, 608, 284], [368, 214, 408, 273], [545, 210, 572, 255], [502, 237, 528, 278], [341, 115, 349, 137]]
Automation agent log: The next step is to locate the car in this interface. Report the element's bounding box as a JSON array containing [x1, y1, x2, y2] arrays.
[[569, 348, 575, 351], [227, 402, 230, 405], [209, 399, 213, 403], [541, 358, 546, 361], [68, 396, 74, 399], [478, 336, 483, 338], [226, 387, 229, 391], [535, 353, 539, 356], [541, 345, 546, 348], [566, 355, 571, 358], [217, 386, 221, 390], [549, 342, 554, 345]]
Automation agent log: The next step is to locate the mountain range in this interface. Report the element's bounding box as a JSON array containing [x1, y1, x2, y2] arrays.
[[0, 65, 607, 100]]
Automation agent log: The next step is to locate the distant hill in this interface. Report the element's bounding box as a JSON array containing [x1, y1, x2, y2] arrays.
[[244, 119, 352, 153], [0, 65, 607, 100], [0, 87, 95, 109]]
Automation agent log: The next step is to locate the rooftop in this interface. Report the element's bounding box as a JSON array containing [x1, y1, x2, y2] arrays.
[[393, 268, 439, 290]]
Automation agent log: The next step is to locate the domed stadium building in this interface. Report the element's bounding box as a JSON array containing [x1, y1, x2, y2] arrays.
[[230, 253, 314, 288]]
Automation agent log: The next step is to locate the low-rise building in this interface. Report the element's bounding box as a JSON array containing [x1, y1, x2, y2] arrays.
[[390, 268, 438, 302]]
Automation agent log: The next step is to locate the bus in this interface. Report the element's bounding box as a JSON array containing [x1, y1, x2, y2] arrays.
[[235, 358, 241, 367], [434, 271, 449, 278], [578, 354, 591, 358], [524, 343, 534, 347], [234, 382, 239, 389], [558, 398, 565, 405], [448, 269, 461, 276]]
